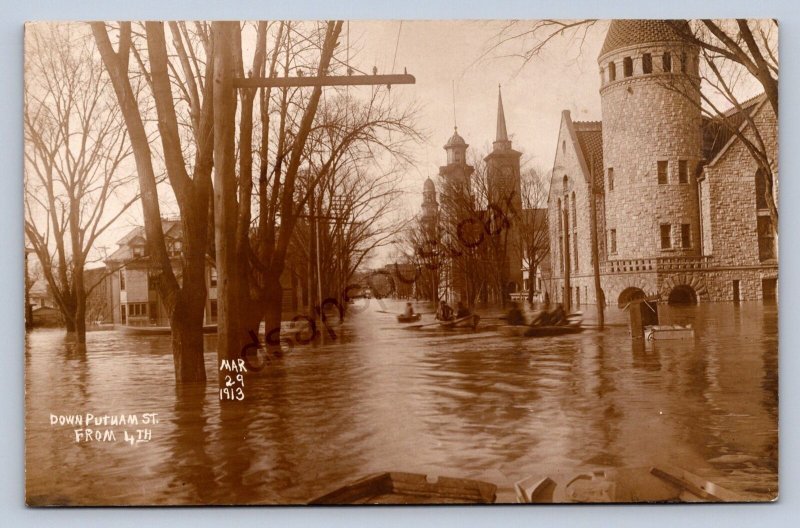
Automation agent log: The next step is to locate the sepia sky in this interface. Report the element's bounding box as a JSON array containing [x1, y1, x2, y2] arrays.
[[350, 20, 608, 208]]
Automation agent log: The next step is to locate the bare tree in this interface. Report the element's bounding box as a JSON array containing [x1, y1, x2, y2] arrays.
[[484, 19, 779, 234], [25, 23, 136, 344], [517, 167, 550, 305], [91, 21, 215, 382], [664, 20, 778, 234]]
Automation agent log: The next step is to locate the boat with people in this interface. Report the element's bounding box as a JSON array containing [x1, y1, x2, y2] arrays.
[[397, 313, 422, 323], [514, 465, 745, 503], [498, 320, 582, 338], [498, 303, 583, 338], [438, 313, 481, 329]]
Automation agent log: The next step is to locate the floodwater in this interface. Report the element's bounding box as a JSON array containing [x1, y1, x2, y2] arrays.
[[25, 300, 778, 505]]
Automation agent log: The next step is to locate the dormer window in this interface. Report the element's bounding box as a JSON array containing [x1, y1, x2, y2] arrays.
[[642, 53, 652, 74], [662, 52, 672, 72], [132, 245, 145, 258]]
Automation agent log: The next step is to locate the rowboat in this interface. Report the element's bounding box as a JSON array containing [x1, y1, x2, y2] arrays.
[[438, 314, 480, 329], [514, 465, 745, 503], [309, 472, 497, 505], [498, 324, 581, 337], [397, 313, 422, 323], [645, 324, 695, 341]]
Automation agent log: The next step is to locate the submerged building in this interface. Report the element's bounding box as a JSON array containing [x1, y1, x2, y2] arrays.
[[548, 20, 778, 309], [105, 219, 218, 326]]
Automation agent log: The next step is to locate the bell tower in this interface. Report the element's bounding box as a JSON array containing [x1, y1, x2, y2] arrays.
[[484, 86, 523, 294]]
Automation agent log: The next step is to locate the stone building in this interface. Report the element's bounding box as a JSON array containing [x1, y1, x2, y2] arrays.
[[548, 20, 778, 309]]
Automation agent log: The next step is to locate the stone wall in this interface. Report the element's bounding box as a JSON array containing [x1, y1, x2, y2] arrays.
[[702, 101, 778, 268]]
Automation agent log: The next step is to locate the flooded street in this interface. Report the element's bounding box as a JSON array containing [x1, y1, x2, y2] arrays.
[[25, 300, 777, 505]]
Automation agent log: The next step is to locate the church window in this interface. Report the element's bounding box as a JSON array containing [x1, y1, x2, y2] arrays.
[[562, 140, 566, 154], [608, 61, 616, 81], [571, 192, 577, 230], [660, 224, 672, 249], [623, 57, 633, 77], [657, 161, 668, 184], [609, 229, 617, 254], [642, 53, 652, 74], [607, 167, 614, 191], [680, 223, 691, 248], [756, 168, 773, 210], [573, 231, 578, 270], [758, 216, 776, 261], [678, 160, 688, 183], [562, 175, 568, 194], [662, 52, 672, 72], [680, 52, 688, 73]]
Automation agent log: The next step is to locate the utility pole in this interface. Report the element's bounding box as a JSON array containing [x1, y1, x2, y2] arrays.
[[562, 204, 572, 313], [589, 157, 605, 329]]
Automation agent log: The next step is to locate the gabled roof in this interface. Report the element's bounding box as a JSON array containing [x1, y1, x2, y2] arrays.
[[703, 93, 768, 167], [573, 121, 604, 180], [115, 219, 181, 246], [548, 111, 600, 205]]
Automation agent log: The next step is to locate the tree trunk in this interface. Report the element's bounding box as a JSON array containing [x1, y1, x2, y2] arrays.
[[171, 299, 208, 382]]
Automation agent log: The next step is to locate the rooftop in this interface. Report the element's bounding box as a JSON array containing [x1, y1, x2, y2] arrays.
[[599, 20, 691, 58]]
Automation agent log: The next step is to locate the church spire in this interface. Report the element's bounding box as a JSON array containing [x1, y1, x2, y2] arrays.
[[494, 85, 511, 151]]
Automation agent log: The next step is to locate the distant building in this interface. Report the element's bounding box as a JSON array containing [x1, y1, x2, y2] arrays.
[[428, 87, 527, 304], [548, 20, 778, 308], [105, 219, 217, 326]]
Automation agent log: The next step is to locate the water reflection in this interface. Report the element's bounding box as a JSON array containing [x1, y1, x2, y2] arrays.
[[25, 301, 778, 504]]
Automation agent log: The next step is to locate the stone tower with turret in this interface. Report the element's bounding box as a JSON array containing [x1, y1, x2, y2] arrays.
[[485, 87, 524, 293], [599, 20, 702, 262]]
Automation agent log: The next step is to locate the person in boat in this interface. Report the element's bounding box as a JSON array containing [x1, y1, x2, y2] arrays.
[[455, 301, 471, 319], [436, 300, 454, 321], [506, 302, 526, 326], [531, 303, 568, 327], [403, 302, 415, 317]]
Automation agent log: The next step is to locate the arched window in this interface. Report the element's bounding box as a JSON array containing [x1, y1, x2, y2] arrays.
[[557, 198, 563, 272], [608, 61, 616, 81], [571, 192, 578, 270], [562, 175, 569, 194], [623, 57, 633, 77], [755, 168, 773, 210], [571, 192, 577, 230]]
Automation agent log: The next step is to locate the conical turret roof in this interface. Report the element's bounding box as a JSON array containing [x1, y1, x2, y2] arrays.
[[599, 19, 691, 58]]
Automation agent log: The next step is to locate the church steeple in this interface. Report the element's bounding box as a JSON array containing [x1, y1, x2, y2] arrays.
[[493, 85, 512, 151]]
